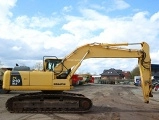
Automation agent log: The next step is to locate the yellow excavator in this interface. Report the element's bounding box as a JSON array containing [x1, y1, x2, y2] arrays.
[[3, 42, 152, 113]]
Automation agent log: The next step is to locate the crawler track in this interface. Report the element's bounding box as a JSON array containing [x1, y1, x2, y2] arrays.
[[6, 92, 92, 113]]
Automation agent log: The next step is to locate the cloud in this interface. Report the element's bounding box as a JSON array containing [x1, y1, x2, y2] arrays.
[[0, 0, 159, 74], [150, 11, 159, 22], [151, 50, 159, 64], [62, 9, 110, 40], [0, 0, 16, 19], [63, 9, 159, 44], [62, 5, 73, 13], [105, 0, 130, 12], [114, 0, 130, 10], [12, 46, 22, 51], [14, 15, 58, 29]]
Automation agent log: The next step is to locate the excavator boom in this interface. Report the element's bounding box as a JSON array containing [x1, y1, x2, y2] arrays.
[[55, 42, 147, 72]]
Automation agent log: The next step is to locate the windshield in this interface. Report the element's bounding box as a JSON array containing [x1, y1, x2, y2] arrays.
[[46, 59, 62, 71]]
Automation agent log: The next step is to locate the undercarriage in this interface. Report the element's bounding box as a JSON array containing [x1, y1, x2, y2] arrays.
[[6, 92, 92, 113]]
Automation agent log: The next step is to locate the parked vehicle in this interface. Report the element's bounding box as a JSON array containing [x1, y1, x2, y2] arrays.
[[134, 76, 141, 86], [154, 84, 159, 91]]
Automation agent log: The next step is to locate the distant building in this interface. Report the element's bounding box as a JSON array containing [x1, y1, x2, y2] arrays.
[[100, 68, 131, 80], [100, 68, 124, 80], [122, 71, 132, 79], [92, 75, 101, 83]]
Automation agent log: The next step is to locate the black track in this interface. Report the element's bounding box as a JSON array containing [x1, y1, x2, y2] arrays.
[[6, 92, 92, 113]]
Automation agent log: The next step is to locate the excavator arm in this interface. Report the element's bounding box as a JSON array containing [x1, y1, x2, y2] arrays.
[[54, 42, 152, 103]]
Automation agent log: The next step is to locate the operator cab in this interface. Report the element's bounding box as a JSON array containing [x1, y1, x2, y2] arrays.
[[43, 56, 71, 79]]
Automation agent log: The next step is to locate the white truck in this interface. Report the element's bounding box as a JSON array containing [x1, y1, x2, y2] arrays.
[[134, 76, 141, 86]]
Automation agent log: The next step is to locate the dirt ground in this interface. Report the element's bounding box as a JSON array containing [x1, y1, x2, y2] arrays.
[[0, 84, 159, 120]]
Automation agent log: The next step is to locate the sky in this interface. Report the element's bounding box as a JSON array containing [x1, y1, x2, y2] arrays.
[[0, 0, 159, 74]]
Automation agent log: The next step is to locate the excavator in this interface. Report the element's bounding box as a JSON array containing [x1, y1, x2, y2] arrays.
[[2, 42, 152, 113]]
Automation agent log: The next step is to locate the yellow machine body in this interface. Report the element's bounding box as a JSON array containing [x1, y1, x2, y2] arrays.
[[3, 42, 152, 103], [3, 71, 71, 91]]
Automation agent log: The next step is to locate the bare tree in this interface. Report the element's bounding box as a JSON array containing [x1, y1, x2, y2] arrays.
[[0, 61, 3, 68], [131, 65, 140, 78], [34, 62, 43, 70]]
